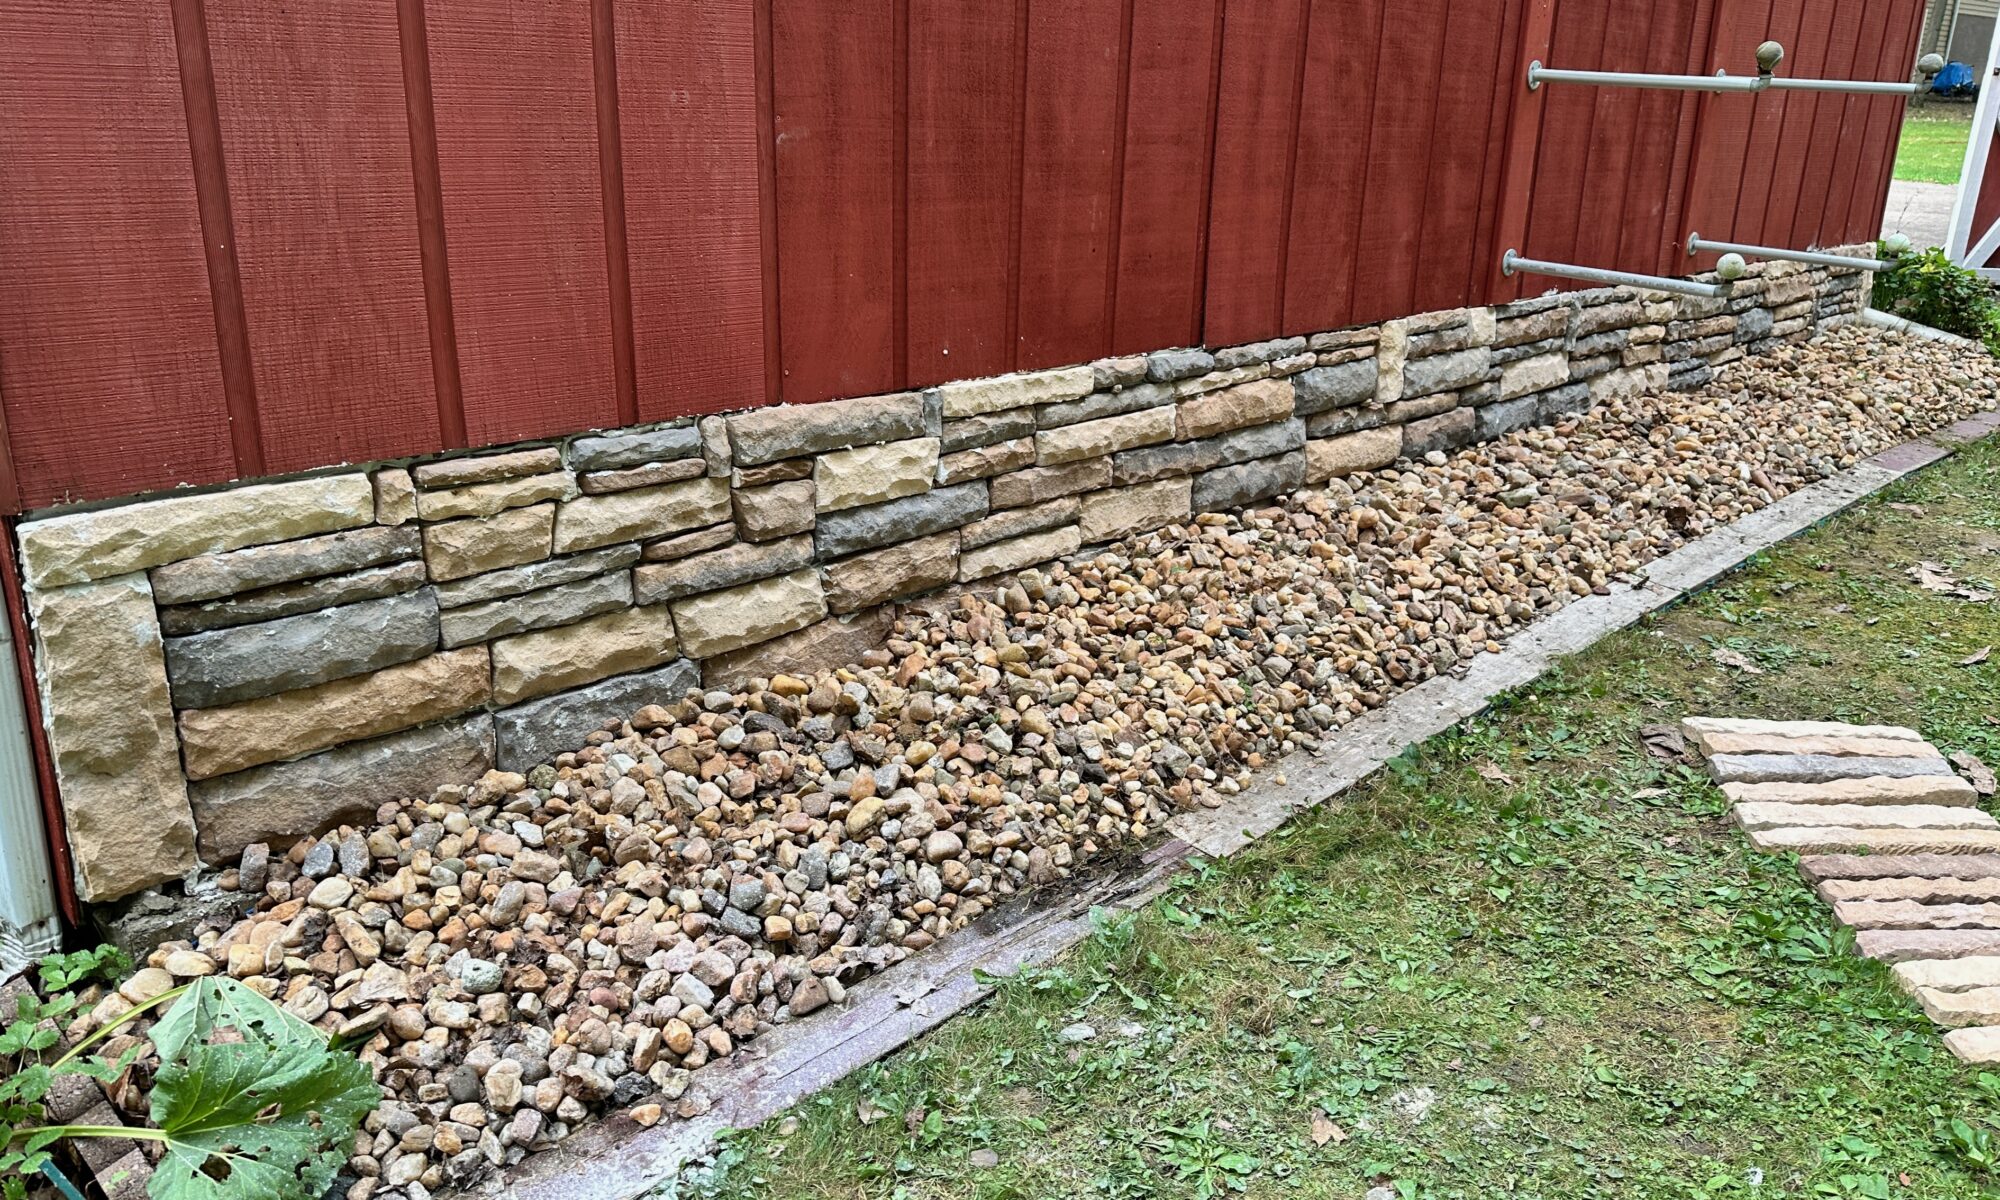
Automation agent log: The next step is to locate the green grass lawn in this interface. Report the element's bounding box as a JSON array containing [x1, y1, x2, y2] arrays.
[[1897, 104, 1976, 186], [673, 437, 2000, 1200]]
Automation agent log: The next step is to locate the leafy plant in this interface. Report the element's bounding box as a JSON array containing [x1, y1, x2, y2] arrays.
[[1150, 1119, 1257, 1198], [2, 957, 378, 1200], [1871, 243, 2000, 353]]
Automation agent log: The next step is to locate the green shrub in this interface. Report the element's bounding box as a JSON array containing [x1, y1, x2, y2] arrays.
[[2, 950, 378, 1200], [1871, 243, 2000, 352]]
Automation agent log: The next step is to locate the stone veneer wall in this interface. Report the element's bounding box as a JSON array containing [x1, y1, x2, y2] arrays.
[[13, 254, 1871, 905]]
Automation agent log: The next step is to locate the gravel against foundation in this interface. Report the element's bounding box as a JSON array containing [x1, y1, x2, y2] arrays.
[[79, 326, 2000, 1198]]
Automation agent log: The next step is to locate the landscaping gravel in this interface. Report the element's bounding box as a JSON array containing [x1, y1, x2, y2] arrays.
[[79, 326, 2000, 1197]]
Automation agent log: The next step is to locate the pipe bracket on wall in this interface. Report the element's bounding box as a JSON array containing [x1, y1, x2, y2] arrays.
[[1687, 232, 1899, 273], [1528, 45, 1945, 97], [1502, 249, 1732, 300]]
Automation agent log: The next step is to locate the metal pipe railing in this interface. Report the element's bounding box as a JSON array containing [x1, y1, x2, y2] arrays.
[[1528, 45, 1944, 97], [1502, 249, 1733, 300], [1687, 233, 1898, 273]]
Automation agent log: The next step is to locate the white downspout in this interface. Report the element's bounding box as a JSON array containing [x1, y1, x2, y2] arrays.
[[0, 601, 58, 975]]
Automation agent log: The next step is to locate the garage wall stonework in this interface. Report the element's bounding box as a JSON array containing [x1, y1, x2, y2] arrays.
[[16, 256, 1871, 903]]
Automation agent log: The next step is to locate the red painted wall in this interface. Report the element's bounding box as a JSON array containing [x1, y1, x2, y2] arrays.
[[0, 0, 1925, 513]]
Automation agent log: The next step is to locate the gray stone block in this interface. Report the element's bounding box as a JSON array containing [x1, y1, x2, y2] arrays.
[[433, 543, 642, 609], [1475, 396, 1538, 441], [569, 424, 702, 472], [1190, 450, 1306, 513], [940, 410, 1036, 453], [1113, 418, 1305, 484], [158, 560, 428, 636], [726, 393, 928, 466], [439, 571, 633, 648], [814, 482, 988, 558], [1401, 348, 1490, 397], [1734, 307, 1776, 342], [1035, 382, 1173, 430], [150, 525, 421, 606], [1401, 408, 1478, 457], [164, 589, 441, 709], [494, 661, 700, 771], [189, 715, 495, 862], [1146, 348, 1215, 383], [1213, 336, 1307, 370], [632, 535, 814, 605], [1709, 754, 1957, 785], [1536, 383, 1593, 422], [1292, 361, 1376, 416]]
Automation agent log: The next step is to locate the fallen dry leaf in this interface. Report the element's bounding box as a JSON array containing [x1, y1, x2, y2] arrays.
[[1962, 646, 1993, 667], [1639, 724, 1688, 760], [855, 1096, 890, 1125], [1310, 1111, 1347, 1147], [1952, 751, 1998, 798], [1476, 761, 1514, 785], [1709, 648, 1764, 675], [1910, 561, 1998, 602]]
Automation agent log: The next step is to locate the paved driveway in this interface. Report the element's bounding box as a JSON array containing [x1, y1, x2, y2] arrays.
[[1883, 179, 1957, 250]]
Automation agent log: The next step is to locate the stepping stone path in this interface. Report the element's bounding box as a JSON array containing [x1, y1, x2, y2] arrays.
[[1685, 716, 2000, 1062]]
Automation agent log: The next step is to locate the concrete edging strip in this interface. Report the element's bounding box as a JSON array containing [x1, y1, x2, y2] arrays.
[[488, 406, 2000, 1200]]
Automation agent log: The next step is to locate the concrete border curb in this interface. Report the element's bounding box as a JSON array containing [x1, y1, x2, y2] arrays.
[[486, 406, 2000, 1200]]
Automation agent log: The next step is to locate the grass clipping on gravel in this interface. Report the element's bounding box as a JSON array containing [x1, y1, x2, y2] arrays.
[[674, 439, 2000, 1197]]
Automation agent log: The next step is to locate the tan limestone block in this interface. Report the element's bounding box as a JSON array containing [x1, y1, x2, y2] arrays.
[[372, 469, 418, 526], [1946, 1026, 2000, 1061], [670, 569, 827, 660], [1894, 956, 2000, 994], [733, 480, 816, 541], [1700, 731, 1940, 759], [19, 475, 374, 587], [1732, 802, 1998, 832], [1746, 827, 2000, 855], [1305, 428, 1402, 483], [28, 574, 195, 900], [412, 472, 576, 521], [1175, 378, 1294, 441], [814, 438, 940, 512], [489, 606, 678, 705], [1798, 853, 2000, 883], [553, 478, 731, 553], [421, 504, 556, 582], [1833, 900, 2000, 931], [822, 533, 959, 613], [959, 524, 1082, 582], [1033, 408, 1175, 467], [1918, 985, 2000, 1028], [1820, 876, 2000, 906], [1079, 479, 1191, 543], [936, 366, 1094, 419], [178, 648, 491, 780], [410, 447, 562, 489], [1724, 775, 1979, 808], [1499, 352, 1568, 400]]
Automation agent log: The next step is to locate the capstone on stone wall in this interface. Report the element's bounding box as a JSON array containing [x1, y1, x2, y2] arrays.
[[14, 255, 1871, 903]]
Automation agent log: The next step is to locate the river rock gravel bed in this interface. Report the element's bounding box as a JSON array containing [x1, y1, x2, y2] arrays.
[[72, 326, 2000, 1198]]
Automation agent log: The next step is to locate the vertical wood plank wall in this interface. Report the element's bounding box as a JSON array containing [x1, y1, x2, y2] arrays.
[[0, 0, 1926, 513]]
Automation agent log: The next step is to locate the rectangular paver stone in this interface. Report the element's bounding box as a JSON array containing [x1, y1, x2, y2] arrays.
[[1699, 732, 1940, 759], [1749, 827, 2000, 854], [1894, 956, 2000, 994], [1725, 776, 1979, 808], [1732, 802, 1998, 832], [1833, 899, 2000, 930], [1857, 929, 2000, 963], [1799, 853, 2000, 883], [1707, 753, 1957, 785], [1945, 1026, 2000, 1061], [1820, 877, 2000, 906], [1918, 986, 2000, 1028], [1682, 716, 1923, 744]]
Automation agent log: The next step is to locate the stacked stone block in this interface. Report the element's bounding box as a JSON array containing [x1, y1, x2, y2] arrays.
[[13, 251, 1876, 904]]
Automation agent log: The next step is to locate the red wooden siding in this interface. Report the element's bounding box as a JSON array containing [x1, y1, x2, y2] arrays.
[[0, 0, 1928, 512]]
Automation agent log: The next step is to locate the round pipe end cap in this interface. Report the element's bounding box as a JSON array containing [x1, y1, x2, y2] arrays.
[[1716, 253, 1749, 282], [1756, 41, 1785, 73]]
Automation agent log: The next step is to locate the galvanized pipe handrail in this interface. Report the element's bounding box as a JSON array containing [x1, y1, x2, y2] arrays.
[[1686, 232, 1898, 273], [1528, 45, 1944, 96], [1501, 249, 1731, 300]]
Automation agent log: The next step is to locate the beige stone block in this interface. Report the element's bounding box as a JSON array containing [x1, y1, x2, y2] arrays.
[[412, 471, 576, 521], [1723, 775, 1978, 808], [989, 459, 1112, 508], [372, 469, 418, 526], [553, 477, 731, 553], [1732, 802, 1998, 832], [1305, 428, 1401, 483], [959, 525, 1082, 582], [1823, 877, 2000, 906], [489, 606, 678, 705], [700, 608, 893, 692], [1587, 362, 1668, 401], [1946, 1026, 2000, 1061], [20, 475, 374, 587], [1499, 352, 1568, 400], [28, 574, 194, 900], [1034, 407, 1175, 466], [1374, 319, 1410, 404], [938, 438, 1034, 486], [670, 569, 827, 660], [1896, 956, 2000, 994], [1700, 732, 1940, 759], [178, 648, 491, 780], [1835, 899, 2000, 930], [422, 504, 555, 582], [410, 447, 562, 489], [814, 438, 940, 512], [1079, 479, 1191, 543], [937, 366, 1095, 419], [1797, 853, 2000, 883], [1176, 378, 1294, 440], [1919, 986, 2000, 1028], [822, 533, 960, 612], [734, 480, 816, 541], [1748, 826, 2000, 855]]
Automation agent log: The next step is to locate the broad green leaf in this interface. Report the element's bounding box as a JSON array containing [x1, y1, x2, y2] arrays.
[[148, 979, 323, 1065]]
